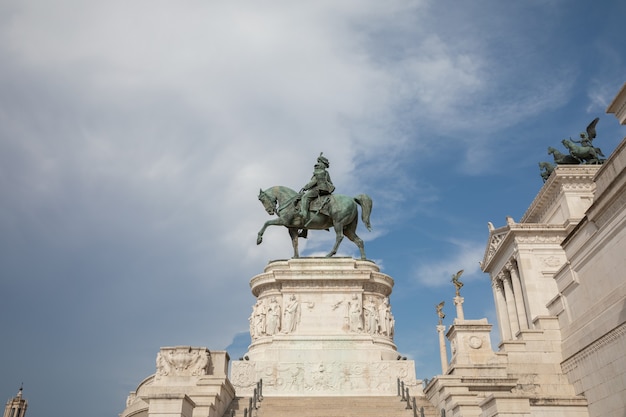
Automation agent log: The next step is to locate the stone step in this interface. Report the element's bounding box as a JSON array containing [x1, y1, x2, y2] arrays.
[[235, 396, 439, 417]]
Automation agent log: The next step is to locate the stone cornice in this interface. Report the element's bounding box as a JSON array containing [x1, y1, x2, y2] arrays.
[[561, 322, 626, 374], [482, 223, 567, 272], [521, 166, 599, 223]]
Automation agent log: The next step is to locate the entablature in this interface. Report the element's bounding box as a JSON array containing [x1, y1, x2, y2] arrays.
[[482, 222, 568, 273], [521, 166, 599, 224]]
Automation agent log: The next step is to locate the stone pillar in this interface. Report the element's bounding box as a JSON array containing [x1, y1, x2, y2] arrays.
[[437, 324, 448, 374], [493, 275, 512, 341], [453, 296, 465, 321], [502, 273, 520, 336], [507, 261, 528, 330]]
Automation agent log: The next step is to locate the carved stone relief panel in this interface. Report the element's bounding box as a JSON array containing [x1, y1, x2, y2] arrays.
[[231, 360, 415, 396], [155, 346, 210, 379]]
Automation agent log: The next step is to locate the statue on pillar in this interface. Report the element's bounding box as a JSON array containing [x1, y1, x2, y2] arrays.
[[436, 301, 445, 325], [451, 269, 464, 297]]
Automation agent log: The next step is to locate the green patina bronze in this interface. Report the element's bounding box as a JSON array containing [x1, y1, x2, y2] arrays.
[[256, 154, 372, 260], [541, 117, 606, 181], [538, 161, 555, 182]]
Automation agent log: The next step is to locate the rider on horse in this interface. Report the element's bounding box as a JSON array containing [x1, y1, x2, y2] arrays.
[[299, 153, 335, 219]]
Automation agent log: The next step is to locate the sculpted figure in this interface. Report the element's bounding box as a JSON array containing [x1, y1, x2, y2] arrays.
[[266, 297, 281, 335], [436, 301, 445, 325], [156, 352, 170, 376], [364, 298, 378, 335], [254, 300, 266, 337], [348, 294, 363, 332], [282, 294, 300, 334], [378, 297, 392, 336], [548, 117, 605, 166], [573, 117, 599, 148], [299, 153, 335, 219], [451, 269, 464, 297]]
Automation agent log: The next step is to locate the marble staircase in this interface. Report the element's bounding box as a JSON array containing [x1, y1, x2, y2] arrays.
[[226, 395, 438, 417]]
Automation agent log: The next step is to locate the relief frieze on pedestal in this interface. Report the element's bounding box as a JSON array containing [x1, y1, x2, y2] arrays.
[[231, 360, 415, 396], [155, 346, 211, 379]]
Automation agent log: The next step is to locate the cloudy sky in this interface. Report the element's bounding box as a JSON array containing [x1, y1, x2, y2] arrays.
[[1, 1, 625, 416]]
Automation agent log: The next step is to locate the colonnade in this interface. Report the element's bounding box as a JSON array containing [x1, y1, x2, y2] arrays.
[[491, 260, 529, 341]]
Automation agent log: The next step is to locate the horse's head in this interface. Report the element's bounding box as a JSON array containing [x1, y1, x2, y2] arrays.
[[547, 146, 556, 155], [561, 139, 572, 149], [258, 188, 277, 215]]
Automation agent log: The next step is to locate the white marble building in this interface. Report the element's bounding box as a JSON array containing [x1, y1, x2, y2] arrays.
[[424, 83, 626, 417]]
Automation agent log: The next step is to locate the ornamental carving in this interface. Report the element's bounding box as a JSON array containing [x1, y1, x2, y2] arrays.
[[232, 361, 413, 394], [515, 234, 564, 244], [540, 255, 562, 268], [561, 322, 626, 374], [468, 336, 483, 349], [230, 361, 256, 388], [155, 347, 210, 378], [485, 231, 507, 264]]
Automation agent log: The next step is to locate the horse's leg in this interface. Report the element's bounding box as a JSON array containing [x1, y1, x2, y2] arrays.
[[289, 227, 300, 258], [257, 218, 286, 245], [327, 222, 345, 257], [343, 219, 366, 260]]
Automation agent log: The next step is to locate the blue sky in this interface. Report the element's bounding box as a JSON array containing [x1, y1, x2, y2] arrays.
[[1, 1, 625, 416]]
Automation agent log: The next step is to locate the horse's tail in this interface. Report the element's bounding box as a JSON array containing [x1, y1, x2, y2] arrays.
[[354, 194, 373, 231]]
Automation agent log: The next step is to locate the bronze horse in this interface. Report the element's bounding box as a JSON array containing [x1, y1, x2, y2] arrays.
[[257, 186, 372, 260], [547, 146, 578, 164], [561, 139, 604, 164]]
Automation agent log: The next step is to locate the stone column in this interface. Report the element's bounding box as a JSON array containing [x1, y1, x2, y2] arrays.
[[502, 272, 520, 336], [453, 296, 465, 321], [507, 261, 528, 330], [493, 275, 512, 341], [437, 324, 448, 374]]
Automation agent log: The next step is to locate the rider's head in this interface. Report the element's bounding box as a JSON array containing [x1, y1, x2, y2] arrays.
[[317, 154, 330, 168]]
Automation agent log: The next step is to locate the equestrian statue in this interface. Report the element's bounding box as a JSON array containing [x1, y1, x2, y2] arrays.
[[257, 153, 372, 260]]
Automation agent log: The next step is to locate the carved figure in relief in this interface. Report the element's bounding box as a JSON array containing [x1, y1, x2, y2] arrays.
[[156, 352, 170, 376], [377, 297, 392, 336], [266, 297, 281, 335], [156, 348, 209, 377], [364, 297, 378, 334], [348, 294, 363, 332], [282, 294, 301, 333], [253, 300, 266, 337]]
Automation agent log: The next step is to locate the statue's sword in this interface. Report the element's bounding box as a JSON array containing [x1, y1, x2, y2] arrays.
[[304, 198, 329, 228]]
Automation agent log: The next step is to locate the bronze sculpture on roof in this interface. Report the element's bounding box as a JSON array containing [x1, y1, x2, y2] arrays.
[[540, 117, 605, 182]]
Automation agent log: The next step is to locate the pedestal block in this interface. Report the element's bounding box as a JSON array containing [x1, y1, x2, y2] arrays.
[[231, 258, 418, 396]]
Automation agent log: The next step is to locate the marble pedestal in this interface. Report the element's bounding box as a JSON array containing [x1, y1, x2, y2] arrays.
[[231, 258, 418, 397]]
